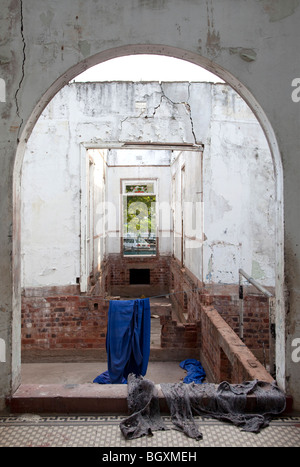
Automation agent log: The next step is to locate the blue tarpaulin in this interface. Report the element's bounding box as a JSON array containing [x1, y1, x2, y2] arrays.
[[93, 298, 151, 384], [180, 359, 206, 384]]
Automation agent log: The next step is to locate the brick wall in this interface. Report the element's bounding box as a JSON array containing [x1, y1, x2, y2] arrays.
[[105, 253, 170, 297], [22, 295, 109, 351], [170, 258, 203, 322], [160, 315, 200, 349], [198, 304, 273, 384], [170, 258, 273, 365], [21, 255, 273, 374], [21, 253, 171, 354], [203, 292, 270, 364]]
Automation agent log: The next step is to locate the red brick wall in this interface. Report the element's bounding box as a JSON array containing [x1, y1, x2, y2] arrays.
[[198, 304, 273, 384], [170, 259, 203, 322], [22, 295, 109, 350], [105, 253, 170, 297], [21, 253, 170, 353], [160, 315, 200, 349], [206, 293, 270, 363], [21, 256, 272, 371], [170, 258, 272, 365]]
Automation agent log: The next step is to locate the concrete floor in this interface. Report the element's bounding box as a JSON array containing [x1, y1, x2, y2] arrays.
[[21, 361, 188, 385]]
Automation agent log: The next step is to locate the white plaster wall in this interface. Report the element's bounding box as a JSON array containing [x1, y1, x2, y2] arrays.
[[171, 150, 204, 281], [87, 149, 107, 278], [170, 84, 275, 286], [72, 81, 198, 144], [203, 85, 275, 286], [21, 118, 81, 288], [21, 81, 275, 289]]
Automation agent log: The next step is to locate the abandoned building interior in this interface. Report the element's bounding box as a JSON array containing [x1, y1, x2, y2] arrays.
[[1, 1, 300, 425], [18, 71, 279, 392]]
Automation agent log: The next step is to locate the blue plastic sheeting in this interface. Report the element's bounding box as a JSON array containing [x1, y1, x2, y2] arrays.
[[93, 299, 151, 384], [180, 359, 206, 384]]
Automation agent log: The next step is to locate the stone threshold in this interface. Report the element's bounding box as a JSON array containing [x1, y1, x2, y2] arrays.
[[7, 382, 293, 415]]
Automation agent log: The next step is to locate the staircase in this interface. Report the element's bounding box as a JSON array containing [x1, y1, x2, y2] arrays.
[[149, 296, 199, 362]]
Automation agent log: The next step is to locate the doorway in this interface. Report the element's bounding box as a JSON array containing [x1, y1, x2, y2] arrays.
[[12, 50, 280, 394]]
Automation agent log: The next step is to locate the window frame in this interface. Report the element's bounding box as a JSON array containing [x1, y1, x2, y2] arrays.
[[121, 178, 158, 257]]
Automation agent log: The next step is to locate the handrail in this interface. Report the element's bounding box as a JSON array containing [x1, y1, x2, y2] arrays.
[[238, 269, 273, 298]]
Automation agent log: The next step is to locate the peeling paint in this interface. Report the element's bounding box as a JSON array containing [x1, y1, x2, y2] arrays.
[[0, 56, 10, 65], [160, 83, 198, 143], [239, 49, 257, 62], [252, 260, 265, 280], [229, 47, 257, 62], [206, 29, 221, 58], [259, 0, 300, 22], [208, 190, 232, 221], [206, 254, 213, 282], [138, 0, 168, 9], [206, 0, 221, 58], [79, 40, 91, 58]]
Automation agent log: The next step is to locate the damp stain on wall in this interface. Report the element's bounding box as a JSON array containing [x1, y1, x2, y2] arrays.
[[259, 0, 300, 22]]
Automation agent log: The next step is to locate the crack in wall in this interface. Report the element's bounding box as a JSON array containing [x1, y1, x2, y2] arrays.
[[159, 83, 197, 144], [14, 0, 26, 138], [119, 110, 146, 137], [120, 83, 198, 144], [187, 83, 197, 145]]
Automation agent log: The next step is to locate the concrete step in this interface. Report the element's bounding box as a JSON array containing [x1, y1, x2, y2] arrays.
[[8, 382, 293, 415], [8, 383, 131, 414]]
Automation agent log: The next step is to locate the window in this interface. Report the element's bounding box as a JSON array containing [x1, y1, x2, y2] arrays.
[[122, 180, 157, 256]]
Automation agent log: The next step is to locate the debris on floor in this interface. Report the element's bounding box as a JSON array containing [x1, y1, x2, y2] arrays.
[[120, 374, 168, 440], [121, 374, 287, 441], [179, 359, 206, 384]]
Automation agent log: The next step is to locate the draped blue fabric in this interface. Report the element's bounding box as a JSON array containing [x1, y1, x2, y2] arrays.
[[179, 359, 206, 384], [94, 298, 151, 384]]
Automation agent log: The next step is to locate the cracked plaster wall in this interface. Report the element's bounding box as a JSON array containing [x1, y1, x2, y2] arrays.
[[1, 0, 299, 410], [21, 81, 275, 289]]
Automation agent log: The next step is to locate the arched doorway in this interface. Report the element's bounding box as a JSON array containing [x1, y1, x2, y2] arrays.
[[13, 45, 285, 395]]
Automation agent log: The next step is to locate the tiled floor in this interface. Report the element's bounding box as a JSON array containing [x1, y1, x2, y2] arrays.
[[0, 413, 299, 447]]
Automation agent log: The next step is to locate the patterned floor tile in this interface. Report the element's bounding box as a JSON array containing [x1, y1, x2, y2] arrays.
[[0, 414, 299, 447]]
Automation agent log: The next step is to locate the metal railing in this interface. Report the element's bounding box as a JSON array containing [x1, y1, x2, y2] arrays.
[[239, 269, 273, 299]]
